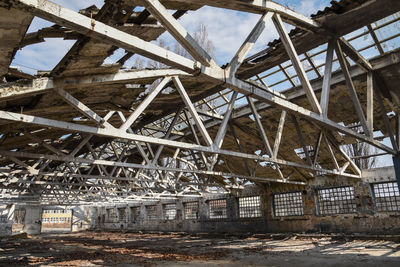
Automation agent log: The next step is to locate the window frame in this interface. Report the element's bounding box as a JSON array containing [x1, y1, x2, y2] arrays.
[[371, 182, 400, 212], [146, 205, 158, 221], [272, 191, 304, 217], [130, 206, 141, 222], [316, 186, 357, 215], [163, 203, 177, 220], [208, 199, 228, 219], [184, 201, 199, 220], [238, 196, 262, 218]]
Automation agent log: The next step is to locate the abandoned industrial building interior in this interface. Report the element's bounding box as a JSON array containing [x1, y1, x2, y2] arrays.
[[1, 0, 400, 265]]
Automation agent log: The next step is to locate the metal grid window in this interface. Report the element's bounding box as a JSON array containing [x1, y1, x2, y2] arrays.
[[130, 207, 141, 222], [146, 205, 158, 220], [373, 182, 400, 212], [163, 203, 177, 220], [118, 208, 126, 220], [184, 202, 199, 220], [239, 196, 262, 218], [317, 187, 356, 215], [106, 208, 118, 222], [209, 199, 227, 219], [273, 192, 304, 217]]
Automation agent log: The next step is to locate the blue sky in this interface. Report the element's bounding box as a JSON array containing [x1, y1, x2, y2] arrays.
[[9, 0, 395, 168], [12, 0, 331, 73]]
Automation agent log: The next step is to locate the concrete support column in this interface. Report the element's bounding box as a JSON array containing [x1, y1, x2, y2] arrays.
[[140, 204, 146, 222], [198, 199, 208, 221], [116, 206, 127, 229], [393, 154, 400, 192], [88, 207, 98, 229], [176, 199, 184, 221], [23, 206, 42, 235], [263, 191, 273, 220], [127, 206, 132, 224], [227, 195, 238, 220]]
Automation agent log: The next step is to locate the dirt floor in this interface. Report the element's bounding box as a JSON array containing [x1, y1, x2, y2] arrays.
[[1, 231, 400, 266]]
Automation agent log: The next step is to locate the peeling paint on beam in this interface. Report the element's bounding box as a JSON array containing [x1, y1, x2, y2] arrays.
[[0, 69, 189, 102]]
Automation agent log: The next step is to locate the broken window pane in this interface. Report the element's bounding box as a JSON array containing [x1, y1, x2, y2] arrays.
[[209, 199, 227, 219], [317, 187, 356, 215], [372, 182, 400, 212], [184, 202, 199, 220], [163, 203, 177, 220]]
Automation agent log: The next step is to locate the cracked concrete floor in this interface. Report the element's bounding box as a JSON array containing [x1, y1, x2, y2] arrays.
[[1, 231, 400, 266]]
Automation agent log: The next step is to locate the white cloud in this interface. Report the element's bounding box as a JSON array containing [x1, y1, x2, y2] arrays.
[[162, 0, 331, 64], [12, 0, 104, 74], [295, 0, 331, 16], [52, 0, 104, 11], [175, 7, 279, 65], [14, 0, 332, 73], [12, 39, 75, 74]]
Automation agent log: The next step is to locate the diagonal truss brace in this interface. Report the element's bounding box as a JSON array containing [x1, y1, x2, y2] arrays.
[[143, 0, 214, 67], [120, 76, 172, 132], [7, 0, 394, 155]]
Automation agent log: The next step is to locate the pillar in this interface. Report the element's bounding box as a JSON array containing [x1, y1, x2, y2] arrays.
[[227, 195, 238, 220], [392, 153, 400, 191]]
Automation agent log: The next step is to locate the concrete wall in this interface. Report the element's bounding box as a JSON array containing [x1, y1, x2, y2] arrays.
[[90, 166, 400, 235], [71, 205, 92, 232], [95, 188, 268, 234], [22, 205, 42, 235], [39, 205, 92, 232], [40, 205, 92, 232], [262, 167, 400, 234], [0, 205, 13, 236], [0, 204, 93, 236]]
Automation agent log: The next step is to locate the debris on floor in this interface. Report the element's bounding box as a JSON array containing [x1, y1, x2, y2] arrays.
[[1, 231, 400, 266]]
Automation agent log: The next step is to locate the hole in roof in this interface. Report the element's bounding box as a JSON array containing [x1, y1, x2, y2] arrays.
[[51, 0, 104, 11], [102, 48, 126, 66], [12, 38, 75, 75]]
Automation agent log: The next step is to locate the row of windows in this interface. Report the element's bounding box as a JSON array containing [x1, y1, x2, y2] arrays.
[[132, 196, 262, 221], [109, 182, 399, 222], [42, 217, 71, 223], [43, 209, 71, 214], [129, 202, 197, 222], [273, 182, 400, 217]]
